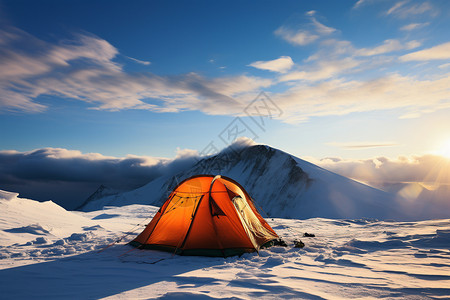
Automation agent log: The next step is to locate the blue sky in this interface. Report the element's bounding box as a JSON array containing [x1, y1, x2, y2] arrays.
[[1, 0, 450, 161]]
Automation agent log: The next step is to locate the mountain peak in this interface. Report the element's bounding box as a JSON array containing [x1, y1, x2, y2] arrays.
[[79, 143, 407, 220]]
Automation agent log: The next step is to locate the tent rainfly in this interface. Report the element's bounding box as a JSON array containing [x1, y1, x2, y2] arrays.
[[130, 175, 279, 257]]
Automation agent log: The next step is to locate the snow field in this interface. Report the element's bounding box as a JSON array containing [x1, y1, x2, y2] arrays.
[[1, 192, 450, 299]]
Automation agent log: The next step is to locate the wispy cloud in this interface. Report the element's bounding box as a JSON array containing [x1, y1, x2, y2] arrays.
[[274, 11, 336, 46], [400, 42, 450, 61], [355, 39, 421, 56], [275, 74, 450, 123], [274, 26, 320, 46], [352, 0, 370, 9], [125, 56, 151, 65], [279, 57, 361, 82], [386, 1, 437, 18], [277, 36, 422, 85], [0, 26, 272, 115], [270, 15, 449, 123], [0, 28, 120, 112], [266, 3, 449, 122], [400, 22, 429, 31], [310, 16, 336, 35], [248, 56, 294, 73], [1, 16, 448, 125], [327, 142, 399, 150], [386, 1, 408, 15]]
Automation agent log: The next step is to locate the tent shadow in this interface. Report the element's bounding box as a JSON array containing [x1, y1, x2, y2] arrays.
[[0, 246, 224, 299]]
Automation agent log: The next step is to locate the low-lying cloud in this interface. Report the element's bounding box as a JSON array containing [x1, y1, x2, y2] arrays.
[[310, 154, 450, 185], [310, 153, 450, 219], [0, 147, 200, 209], [0, 139, 257, 209]]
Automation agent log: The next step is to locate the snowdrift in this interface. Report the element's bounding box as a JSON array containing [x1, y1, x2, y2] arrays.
[[0, 190, 157, 262]]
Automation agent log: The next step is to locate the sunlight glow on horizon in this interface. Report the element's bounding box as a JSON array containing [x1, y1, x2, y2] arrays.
[[436, 139, 450, 158]]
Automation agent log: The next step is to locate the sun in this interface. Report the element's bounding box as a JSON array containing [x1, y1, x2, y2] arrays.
[[437, 139, 450, 158]]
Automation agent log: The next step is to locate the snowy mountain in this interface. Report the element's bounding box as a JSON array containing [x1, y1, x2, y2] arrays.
[[79, 144, 409, 220]]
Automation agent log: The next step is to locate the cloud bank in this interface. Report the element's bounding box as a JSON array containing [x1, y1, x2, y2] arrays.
[[0, 147, 200, 209], [0, 139, 257, 209], [310, 154, 450, 185], [310, 153, 450, 217]]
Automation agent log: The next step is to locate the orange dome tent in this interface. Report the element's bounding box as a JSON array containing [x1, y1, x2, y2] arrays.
[[130, 175, 279, 257]]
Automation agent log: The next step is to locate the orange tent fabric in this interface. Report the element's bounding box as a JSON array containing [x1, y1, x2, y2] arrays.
[[130, 175, 278, 257]]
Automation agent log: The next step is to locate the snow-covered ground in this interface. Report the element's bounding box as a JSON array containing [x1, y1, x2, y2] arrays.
[[1, 190, 450, 299]]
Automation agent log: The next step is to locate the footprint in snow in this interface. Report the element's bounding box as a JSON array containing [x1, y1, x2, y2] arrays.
[[261, 256, 285, 268]]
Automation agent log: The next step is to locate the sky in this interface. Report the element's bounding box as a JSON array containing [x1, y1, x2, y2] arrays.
[[0, 0, 450, 206]]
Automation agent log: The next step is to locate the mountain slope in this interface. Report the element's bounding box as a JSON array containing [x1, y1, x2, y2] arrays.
[[79, 145, 405, 220], [75, 185, 121, 210]]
